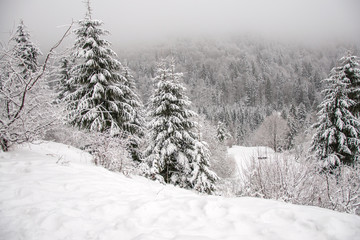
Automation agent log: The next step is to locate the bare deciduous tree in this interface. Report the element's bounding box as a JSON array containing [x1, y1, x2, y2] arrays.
[[250, 112, 289, 152]]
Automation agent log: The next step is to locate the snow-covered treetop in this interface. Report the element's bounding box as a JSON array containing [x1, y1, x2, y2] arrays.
[[72, 2, 114, 65], [310, 53, 360, 167], [320, 53, 359, 116], [335, 54, 360, 117], [331, 55, 360, 84], [11, 19, 42, 73], [216, 121, 231, 143], [13, 20, 30, 44], [65, 1, 144, 138], [122, 65, 136, 89], [149, 60, 197, 123], [70, 3, 122, 87]]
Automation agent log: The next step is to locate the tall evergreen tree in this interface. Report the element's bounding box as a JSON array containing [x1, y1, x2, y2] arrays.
[[144, 60, 197, 186], [333, 54, 360, 118], [286, 104, 298, 150], [56, 57, 73, 101], [121, 66, 145, 162], [190, 140, 219, 194], [297, 103, 307, 128], [216, 121, 231, 143], [65, 2, 143, 138], [265, 78, 273, 105], [310, 62, 360, 167], [12, 20, 42, 77], [144, 60, 217, 192], [1, 20, 42, 151]]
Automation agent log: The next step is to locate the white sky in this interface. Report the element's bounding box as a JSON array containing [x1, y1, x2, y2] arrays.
[[0, 0, 359, 51]]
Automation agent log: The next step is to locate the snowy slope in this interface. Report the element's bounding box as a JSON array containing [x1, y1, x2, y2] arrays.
[[1, 142, 360, 240], [228, 146, 275, 176]]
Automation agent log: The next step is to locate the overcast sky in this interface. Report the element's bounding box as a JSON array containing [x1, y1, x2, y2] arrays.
[[1, 0, 359, 52]]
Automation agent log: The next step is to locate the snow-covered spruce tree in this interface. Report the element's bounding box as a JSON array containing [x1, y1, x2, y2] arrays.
[[190, 140, 219, 194], [297, 103, 307, 128], [121, 66, 145, 162], [66, 4, 143, 140], [144, 60, 217, 193], [55, 56, 74, 101], [12, 20, 42, 77], [286, 104, 299, 150], [333, 54, 360, 118], [310, 63, 360, 167], [216, 121, 231, 143], [1, 20, 43, 151], [144, 60, 197, 185]]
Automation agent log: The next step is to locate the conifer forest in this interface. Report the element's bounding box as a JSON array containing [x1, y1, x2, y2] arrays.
[[1, 1, 360, 234]]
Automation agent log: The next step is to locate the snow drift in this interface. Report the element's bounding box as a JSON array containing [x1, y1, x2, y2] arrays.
[[1, 142, 360, 240]]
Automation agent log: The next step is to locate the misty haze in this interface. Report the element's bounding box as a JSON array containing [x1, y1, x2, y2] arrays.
[[1, 0, 360, 49], [1, 0, 360, 240]]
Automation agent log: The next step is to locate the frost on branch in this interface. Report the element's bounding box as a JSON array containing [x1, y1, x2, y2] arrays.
[[235, 155, 360, 215], [0, 20, 70, 152]]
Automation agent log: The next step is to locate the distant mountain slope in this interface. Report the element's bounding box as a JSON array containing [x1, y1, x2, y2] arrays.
[[120, 37, 360, 143]]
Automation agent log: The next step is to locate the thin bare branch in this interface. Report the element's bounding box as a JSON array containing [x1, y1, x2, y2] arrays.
[[8, 22, 73, 127]]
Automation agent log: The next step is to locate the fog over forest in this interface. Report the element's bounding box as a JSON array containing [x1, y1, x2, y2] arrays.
[[1, 0, 359, 146], [1, 0, 360, 51]]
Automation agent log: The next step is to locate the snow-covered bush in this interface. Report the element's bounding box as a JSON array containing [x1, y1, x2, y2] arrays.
[[234, 155, 360, 215], [45, 125, 135, 174], [86, 132, 134, 173]]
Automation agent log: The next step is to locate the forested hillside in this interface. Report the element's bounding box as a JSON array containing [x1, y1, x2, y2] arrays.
[[118, 37, 359, 144], [2, 3, 360, 236]]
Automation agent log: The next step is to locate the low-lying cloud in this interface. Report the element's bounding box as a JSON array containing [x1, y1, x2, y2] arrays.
[[1, 0, 359, 51]]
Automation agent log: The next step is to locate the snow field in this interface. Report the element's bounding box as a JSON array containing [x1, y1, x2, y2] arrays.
[[228, 146, 275, 176], [1, 142, 360, 240]]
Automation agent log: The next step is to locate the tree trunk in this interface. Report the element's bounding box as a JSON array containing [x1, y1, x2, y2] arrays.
[[0, 137, 9, 152]]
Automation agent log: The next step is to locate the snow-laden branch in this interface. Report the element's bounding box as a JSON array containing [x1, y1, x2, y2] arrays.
[[0, 22, 73, 151]]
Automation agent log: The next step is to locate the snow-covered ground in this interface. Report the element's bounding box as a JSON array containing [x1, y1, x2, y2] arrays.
[[228, 146, 275, 176], [1, 142, 360, 240]]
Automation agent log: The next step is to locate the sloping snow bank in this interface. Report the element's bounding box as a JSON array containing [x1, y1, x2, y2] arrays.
[[1, 142, 360, 240], [228, 146, 275, 176]]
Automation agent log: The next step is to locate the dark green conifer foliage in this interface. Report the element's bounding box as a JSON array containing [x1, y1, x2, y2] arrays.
[[12, 20, 42, 77], [310, 56, 360, 167], [144, 60, 217, 193], [286, 104, 298, 150], [336, 55, 360, 118], [66, 2, 143, 139]]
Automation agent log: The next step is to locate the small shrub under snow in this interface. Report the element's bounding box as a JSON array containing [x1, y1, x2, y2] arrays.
[[226, 151, 360, 215]]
